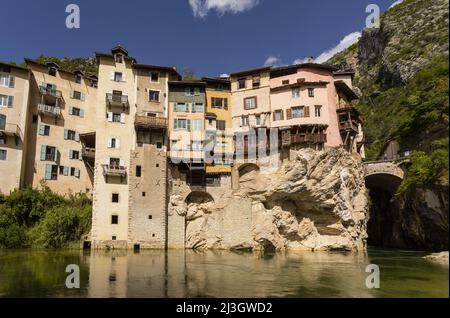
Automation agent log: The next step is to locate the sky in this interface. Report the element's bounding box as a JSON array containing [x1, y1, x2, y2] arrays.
[[1, 0, 401, 77]]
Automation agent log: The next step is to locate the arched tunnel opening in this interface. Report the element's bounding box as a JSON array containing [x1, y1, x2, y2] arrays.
[[365, 173, 403, 247]]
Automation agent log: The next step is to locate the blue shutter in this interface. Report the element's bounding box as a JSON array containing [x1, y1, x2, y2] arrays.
[[69, 150, 73, 159], [7, 96, 13, 108], [70, 90, 74, 99], [75, 132, 80, 142], [63, 166, 69, 176], [40, 145, 46, 161], [75, 168, 80, 178], [187, 119, 191, 132], [79, 109, 84, 118], [8, 76, 15, 88], [64, 129, 68, 140], [44, 164, 52, 180], [174, 118, 178, 129], [80, 93, 86, 101], [53, 147, 58, 162], [39, 124, 45, 136], [68, 107, 73, 115]]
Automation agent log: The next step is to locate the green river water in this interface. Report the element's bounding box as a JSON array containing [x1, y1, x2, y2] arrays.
[[0, 248, 448, 298]]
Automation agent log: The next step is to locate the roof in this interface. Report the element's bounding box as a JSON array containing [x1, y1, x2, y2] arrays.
[[230, 66, 271, 78], [333, 70, 356, 76], [335, 80, 359, 101], [95, 51, 137, 63], [24, 58, 98, 81], [271, 63, 338, 78], [133, 63, 181, 78], [271, 80, 329, 92], [201, 76, 230, 83], [168, 80, 206, 86], [0, 61, 29, 73]]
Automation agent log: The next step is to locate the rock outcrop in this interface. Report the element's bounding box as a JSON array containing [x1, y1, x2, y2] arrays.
[[169, 148, 369, 252]]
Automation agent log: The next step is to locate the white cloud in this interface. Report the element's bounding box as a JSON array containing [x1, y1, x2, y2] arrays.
[[389, 0, 404, 9], [264, 56, 282, 67], [189, 0, 260, 18], [294, 31, 361, 64], [220, 73, 230, 78]]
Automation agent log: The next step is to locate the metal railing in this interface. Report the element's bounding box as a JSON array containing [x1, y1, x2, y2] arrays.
[[38, 104, 61, 116], [106, 93, 129, 106], [135, 115, 168, 129], [39, 86, 62, 98], [102, 164, 127, 176]]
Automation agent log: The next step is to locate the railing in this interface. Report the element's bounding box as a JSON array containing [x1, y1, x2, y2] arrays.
[[106, 93, 129, 106], [102, 164, 127, 176], [82, 147, 95, 160], [0, 123, 22, 139], [337, 103, 353, 110], [38, 104, 61, 116], [291, 133, 327, 144], [135, 115, 168, 129], [339, 120, 359, 132], [39, 86, 62, 98]]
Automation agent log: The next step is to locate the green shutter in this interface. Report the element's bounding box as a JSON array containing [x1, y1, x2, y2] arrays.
[[44, 164, 52, 180], [75, 168, 80, 178], [80, 93, 86, 101], [79, 109, 84, 118], [7, 96, 13, 108], [70, 91, 74, 99], [63, 166, 69, 176], [187, 119, 191, 132], [75, 132, 80, 142], [8, 76, 15, 88], [39, 124, 45, 136], [69, 150, 73, 159], [53, 147, 58, 162], [174, 118, 178, 129], [40, 145, 46, 161], [68, 107, 73, 115], [64, 129, 68, 140], [194, 87, 200, 96]]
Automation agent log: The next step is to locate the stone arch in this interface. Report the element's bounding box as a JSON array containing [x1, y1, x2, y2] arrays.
[[238, 163, 260, 178], [184, 191, 215, 205]]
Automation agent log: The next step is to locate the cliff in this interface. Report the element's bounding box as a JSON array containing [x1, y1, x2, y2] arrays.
[[169, 148, 369, 252]]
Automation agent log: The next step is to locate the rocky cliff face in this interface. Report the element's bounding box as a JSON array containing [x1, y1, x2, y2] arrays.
[[169, 149, 369, 252]]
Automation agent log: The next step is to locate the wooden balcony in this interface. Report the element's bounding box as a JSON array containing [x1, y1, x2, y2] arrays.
[[135, 115, 168, 129], [339, 120, 360, 133], [38, 104, 61, 117], [39, 86, 62, 99], [102, 164, 126, 177], [106, 93, 129, 107], [0, 123, 22, 139], [291, 133, 327, 144]]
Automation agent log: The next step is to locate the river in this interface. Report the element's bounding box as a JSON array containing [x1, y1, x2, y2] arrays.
[[0, 248, 447, 298]]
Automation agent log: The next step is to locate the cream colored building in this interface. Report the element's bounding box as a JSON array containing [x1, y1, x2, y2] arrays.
[[0, 62, 30, 194]]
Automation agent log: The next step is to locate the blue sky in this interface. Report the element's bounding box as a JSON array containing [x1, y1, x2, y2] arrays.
[[1, 0, 400, 77]]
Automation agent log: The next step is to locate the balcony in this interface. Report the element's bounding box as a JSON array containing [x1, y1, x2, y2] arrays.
[[106, 93, 129, 107], [38, 104, 61, 117], [0, 123, 22, 139], [291, 133, 327, 144], [102, 164, 127, 177], [135, 115, 168, 129], [339, 120, 360, 133], [39, 86, 62, 99]]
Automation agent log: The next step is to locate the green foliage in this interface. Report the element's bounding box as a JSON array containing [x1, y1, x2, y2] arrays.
[[34, 55, 98, 75], [0, 187, 92, 249], [182, 67, 198, 80]]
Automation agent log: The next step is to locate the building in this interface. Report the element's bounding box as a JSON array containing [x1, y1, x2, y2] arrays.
[[90, 46, 180, 249], [168, 80, 206, 186], [202, 77, 233, 178], [0, 62, 30, 194], [22, 59, 98, 195]]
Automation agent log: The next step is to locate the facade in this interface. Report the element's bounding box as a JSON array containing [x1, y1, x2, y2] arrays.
[[0, 62, 30, 194], [0, 46, 364, 250], [23, 59, 98, 195], [202, 77, 233, 175]]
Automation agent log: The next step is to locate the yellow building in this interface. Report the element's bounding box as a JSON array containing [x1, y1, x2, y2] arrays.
[[202, 77, 232, 175]]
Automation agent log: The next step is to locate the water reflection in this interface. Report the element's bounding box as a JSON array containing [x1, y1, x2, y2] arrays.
[[0, 249, 447, 298]]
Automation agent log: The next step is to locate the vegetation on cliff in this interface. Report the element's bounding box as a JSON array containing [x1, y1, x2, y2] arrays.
[[0, 184, 92, 249]]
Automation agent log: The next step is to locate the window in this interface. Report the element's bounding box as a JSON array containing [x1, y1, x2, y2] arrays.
[[115, 54, 123, 63], [64, 129, 78, 141], [136, 165, 142, 177], [0, 149, 6, 160], [75, 74, 82, 84], [241, 116, 249, 127], [48, 67, 57, 76], [108, 138, 120, 149], [111, 215, 119, 225], [41, 145, 57, 162], [148, 215, 153, 220], [70, 150, 80, 160], [238, 78, 246, 89], [193, 119, 203, 132], [292, 106, 305, 118], [149, 90, 160, 102], [0, 94, 13, 107], [282, 80, 290, 85], [255, 115, 261, 126], [32, 115, 38, 124], [70, 107, 82, 117], [59, 166, 65, 175], [114, 72, 123, 82], [90, 80, 98, 88], [174, 118, 190, 131], [44, 164, 58, 180], [315, 105, 322, 117], [216, 120, 226, 131], [150, 72, 159, 82], [292, 88, 300, 98], [174, 103, 189, 112], [185, 87, 200, 96], [0, 74, 14, 88], [112, 236, 117, 241], [191, 103, 204, 113], [111, 113, 122, 123], [273, 110, 284, 121], [142, 192, 146, 197], [71, 90, 84, 101], [157, 142, 162, 149], [112, 193, 119, 203], [211, 97, 228, 109], [39, 124, 50, 136], [0, 135, 5, 145], [0, 114, 5, 130], [308, 88, 315, 97], [252, 76, 261, 88], [244, 97, 257, 110]]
